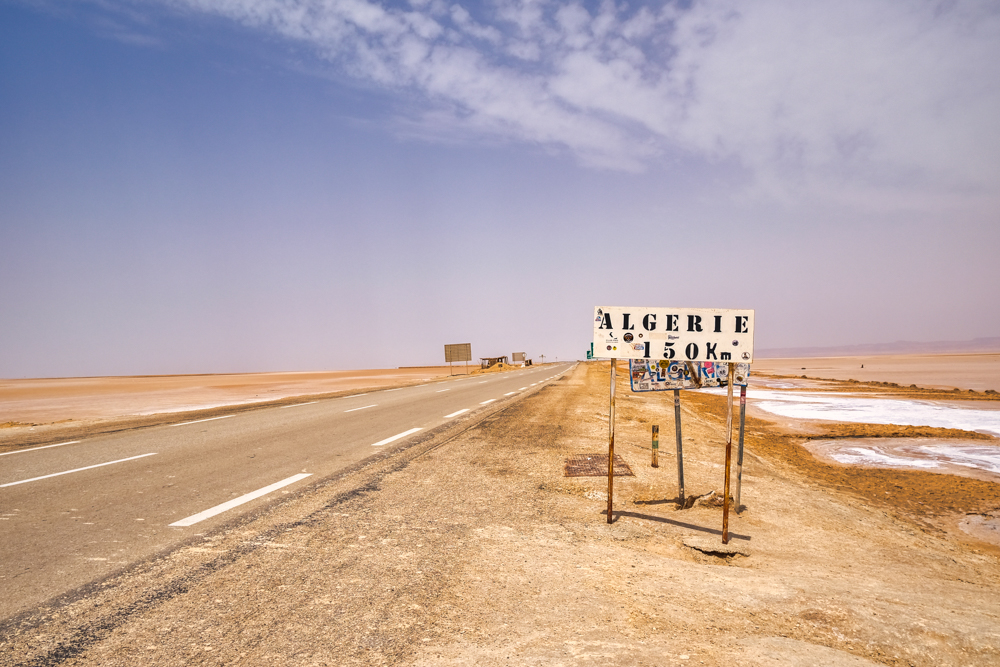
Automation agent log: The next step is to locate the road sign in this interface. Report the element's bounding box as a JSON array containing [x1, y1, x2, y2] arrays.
[[512, 352, 525, 362], [444, 343, 472, 363], [629, 360, 750, 392], [594, 307, 754, 363]]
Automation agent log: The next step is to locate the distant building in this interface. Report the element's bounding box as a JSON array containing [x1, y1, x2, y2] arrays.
[[480, 356, 508, 369]]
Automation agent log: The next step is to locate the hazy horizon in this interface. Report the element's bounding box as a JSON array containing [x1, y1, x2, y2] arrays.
[[2, 0, 998, 378]]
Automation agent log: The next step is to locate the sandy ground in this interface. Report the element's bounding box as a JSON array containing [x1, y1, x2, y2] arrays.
[[2, 362, 998, 666], [0, 367, 470, 425], [752, 353, 1000, 392], [0, 367, 476, 452]]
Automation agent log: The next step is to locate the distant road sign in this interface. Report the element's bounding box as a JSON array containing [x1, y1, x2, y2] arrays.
[[512, 352, 525, 362], [444, 343, 472, 363], [594, 307, 755, 363]]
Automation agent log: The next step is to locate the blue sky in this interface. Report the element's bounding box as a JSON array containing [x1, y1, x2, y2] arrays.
[[2, 0, 999, 377]]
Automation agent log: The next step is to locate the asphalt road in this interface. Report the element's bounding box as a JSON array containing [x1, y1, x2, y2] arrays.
[[0, 363, 575, 620]]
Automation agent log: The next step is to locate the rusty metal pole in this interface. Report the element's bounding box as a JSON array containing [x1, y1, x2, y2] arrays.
[[673, 388, 685, 505], [723, 363, 734, 544], [736, 384, 747, 512], [651, 424, 659, 468], [607, 359, 616, 524]]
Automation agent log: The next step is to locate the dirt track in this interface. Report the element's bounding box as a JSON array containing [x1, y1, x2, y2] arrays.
[[2, 362, 998, 666]]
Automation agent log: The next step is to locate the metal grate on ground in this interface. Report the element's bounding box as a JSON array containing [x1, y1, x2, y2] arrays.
[[564, 454, 634, 477]]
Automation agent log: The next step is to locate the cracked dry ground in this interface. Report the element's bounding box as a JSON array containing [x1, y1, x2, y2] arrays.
[[2, 362, 999, 666]]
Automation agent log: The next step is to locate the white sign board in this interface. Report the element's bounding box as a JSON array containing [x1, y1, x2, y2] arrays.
[[594, 307, 755, 363]]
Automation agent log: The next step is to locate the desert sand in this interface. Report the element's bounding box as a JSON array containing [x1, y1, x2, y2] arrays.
[[0, 366, 484, 453], [753, 352, 1000, 392], [0, 366, 467, 433]]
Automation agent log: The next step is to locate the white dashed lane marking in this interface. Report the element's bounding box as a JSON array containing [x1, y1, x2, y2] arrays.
[[169, 473, 312, 527], [0, 453, 158, 488], [371, 428, 422, 447], [172, 416, 233, 427], [0, 441, 80, 457]]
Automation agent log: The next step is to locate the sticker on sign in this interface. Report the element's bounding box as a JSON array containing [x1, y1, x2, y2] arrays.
[[593, 307, 754, 363]]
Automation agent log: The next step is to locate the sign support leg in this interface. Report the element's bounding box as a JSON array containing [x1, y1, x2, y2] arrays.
[[607, 359, 617, 524], [736, 384, 747, 512], [723, 363, 734, 544], [673, 388, 684, 506], [651, 424, 659, 468]]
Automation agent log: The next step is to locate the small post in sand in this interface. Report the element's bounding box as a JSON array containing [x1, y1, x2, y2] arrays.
[[673, 388, 685, 505], [607, 359, 617, 524], [651, 424, 659, 468], [736, 384, 747, 512], [723, 362, 735, 544]]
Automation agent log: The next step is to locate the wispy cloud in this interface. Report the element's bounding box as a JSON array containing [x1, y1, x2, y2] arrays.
[[134, 0, 1000, 194]]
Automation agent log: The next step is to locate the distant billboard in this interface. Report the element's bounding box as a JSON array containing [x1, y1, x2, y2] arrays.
[[444, 343, 472, 363], [512, 352, 525, 362], [594, 307, 755, 363]]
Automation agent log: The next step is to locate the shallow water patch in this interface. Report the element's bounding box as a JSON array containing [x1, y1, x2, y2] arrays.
[[803, 438, 1000, 483], [737, 389, 1000, 436]]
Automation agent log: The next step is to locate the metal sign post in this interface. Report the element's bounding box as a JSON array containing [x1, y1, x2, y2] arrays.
[[722, 362, 735, 544], [673, 388, 685, 504], [736, 384, 747, 511], [607, 359, 617, 524]]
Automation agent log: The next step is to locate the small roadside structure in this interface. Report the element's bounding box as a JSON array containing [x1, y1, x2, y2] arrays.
[[480, 356, 509, 369]]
